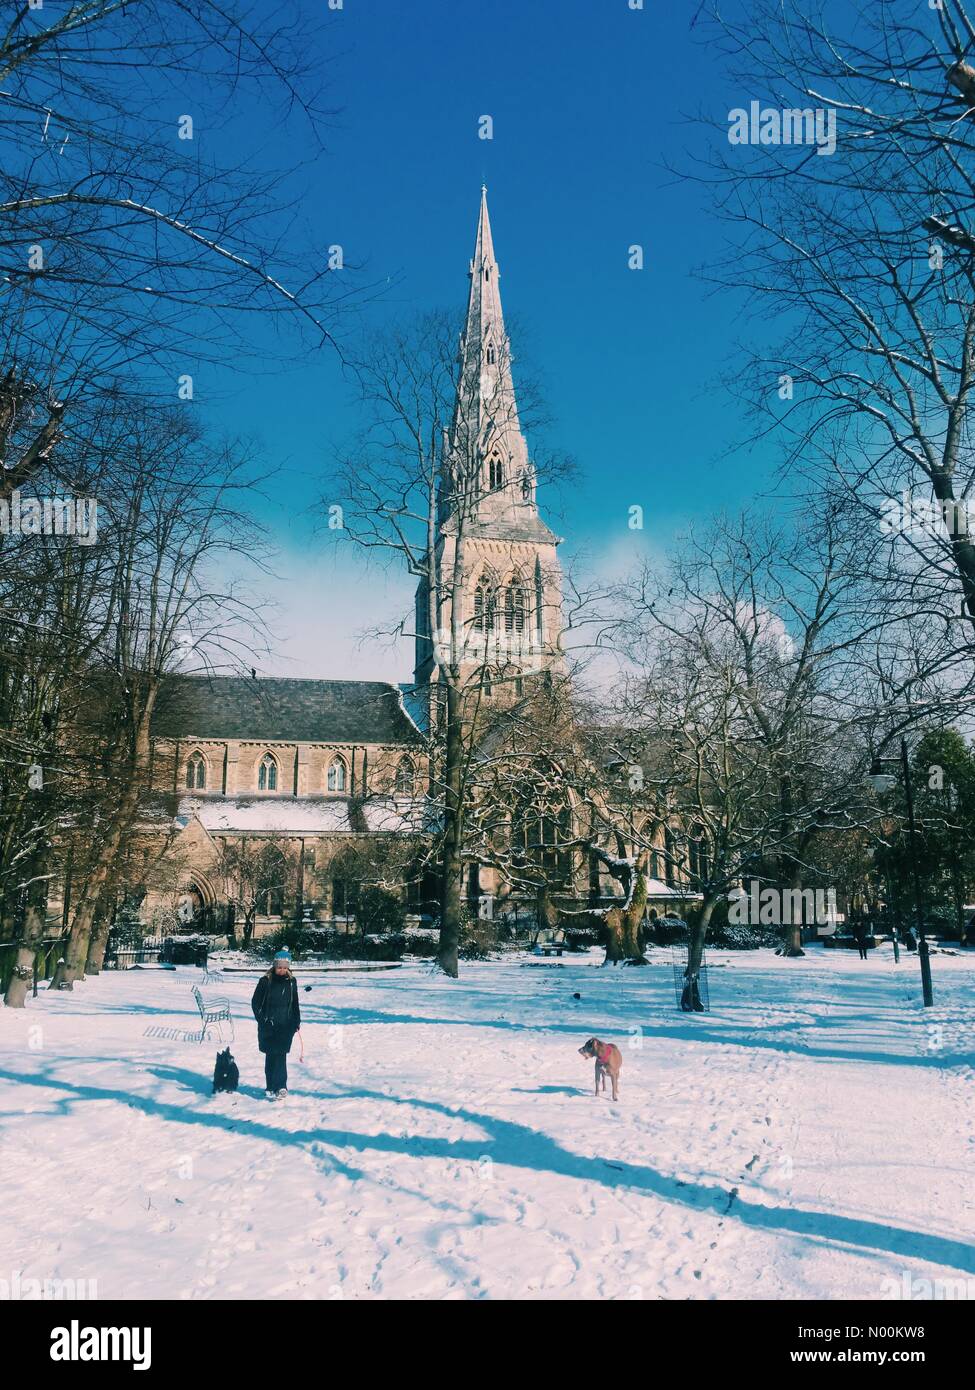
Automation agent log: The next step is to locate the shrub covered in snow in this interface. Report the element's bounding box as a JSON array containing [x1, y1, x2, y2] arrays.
[[255, 926, 409, 962], [257, 926, 327, 960], [403, 932, 439, 958]]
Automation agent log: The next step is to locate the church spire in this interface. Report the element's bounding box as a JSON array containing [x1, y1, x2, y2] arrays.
[[465, 185, 504, 354], [446, 187, 533, 521], [415, 188, 565, 696]]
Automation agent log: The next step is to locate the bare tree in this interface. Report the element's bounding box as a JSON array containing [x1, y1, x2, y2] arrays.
[[0, 402, 126, 1004], [1, 0, 350, 413], [47, 403, 271, 988], [691, 0, 975, 655], [617, 508, 897, 984]]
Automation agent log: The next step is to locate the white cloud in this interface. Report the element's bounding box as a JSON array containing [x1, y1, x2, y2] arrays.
[[259, 542, 415, 681]]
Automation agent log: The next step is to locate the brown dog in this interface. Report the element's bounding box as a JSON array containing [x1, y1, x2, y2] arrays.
[[578, 1037, 622, 1101]]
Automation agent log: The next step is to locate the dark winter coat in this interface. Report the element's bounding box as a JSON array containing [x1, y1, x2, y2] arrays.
[[251, 970, 301, 1055]]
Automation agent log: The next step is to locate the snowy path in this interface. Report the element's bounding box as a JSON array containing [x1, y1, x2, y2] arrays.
[[1, 946, 973, 1300]]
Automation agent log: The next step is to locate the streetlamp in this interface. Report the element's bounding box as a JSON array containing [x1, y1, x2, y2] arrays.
[[867, 738, 934, 1007], [943, 783, 966, 942]]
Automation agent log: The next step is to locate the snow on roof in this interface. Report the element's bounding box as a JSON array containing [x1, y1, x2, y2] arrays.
[[186, 796, 352, 835], [362, 798, 426, 834], [181, 794, 426, 837], [644, 877, 704, 901]]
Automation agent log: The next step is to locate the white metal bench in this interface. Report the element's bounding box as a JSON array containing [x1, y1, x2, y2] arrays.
[[192, 984, 234, 1043]]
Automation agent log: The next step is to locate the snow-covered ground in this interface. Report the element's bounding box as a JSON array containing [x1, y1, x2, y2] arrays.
[[1, 945, 973, 1300]]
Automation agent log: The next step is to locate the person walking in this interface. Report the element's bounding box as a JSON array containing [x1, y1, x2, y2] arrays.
[[251, 949, 301, 1099], [853, 917, 870, 961]]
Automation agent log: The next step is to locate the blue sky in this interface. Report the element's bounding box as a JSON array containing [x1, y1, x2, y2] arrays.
[[185, 0, 776, 678]]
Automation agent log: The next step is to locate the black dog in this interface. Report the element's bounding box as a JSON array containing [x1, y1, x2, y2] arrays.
[[212, 1048, 239, 1093]]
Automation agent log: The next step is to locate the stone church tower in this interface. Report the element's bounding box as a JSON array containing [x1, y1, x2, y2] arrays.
[[413, 188, 565, 702]]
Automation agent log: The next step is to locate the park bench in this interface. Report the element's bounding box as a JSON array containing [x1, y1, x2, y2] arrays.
[[533, 927, 567, 957], [192, 984, 234, 1043]]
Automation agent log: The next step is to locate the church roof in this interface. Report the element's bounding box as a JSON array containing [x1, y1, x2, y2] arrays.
[[152, 677, 423, 746]]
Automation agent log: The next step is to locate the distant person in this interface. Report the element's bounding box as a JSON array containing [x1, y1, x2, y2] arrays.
[[251, 949, 301, 1100], [853, 918, 870, 961]]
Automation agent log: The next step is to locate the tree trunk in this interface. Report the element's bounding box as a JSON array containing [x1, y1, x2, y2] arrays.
[[3, 845, 50, 1008], [930, 465, 975, 620], [620, 870, 648, 963], [85, 905, 113, 975], [682, 894, 718, 1010], [602, 907, 625, 964], [49, 834, 120, 988], [601, 859, 648, 965], [437, 681, 465, 978], [50, 710, 153, 989], [243, 909, 256, 948], [782, 866, 806, 957], [438, 853, 463, 977]]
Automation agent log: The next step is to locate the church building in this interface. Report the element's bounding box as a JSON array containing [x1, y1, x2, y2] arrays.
[[140, 191, 692, 939]]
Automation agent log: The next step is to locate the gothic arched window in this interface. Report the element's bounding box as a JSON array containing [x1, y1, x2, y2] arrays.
[[257, 753, 278, 792], [395, 758, 416, 797], [486, 344, 496, 365], [488, 455, 504, 490], [185, 752, 206, 790], [474, 574, 497, 633], [504, 575, 527, 633], [327, 758, 348, 793], [514, 793, 573, 888], [257, 847, 287, 916]]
